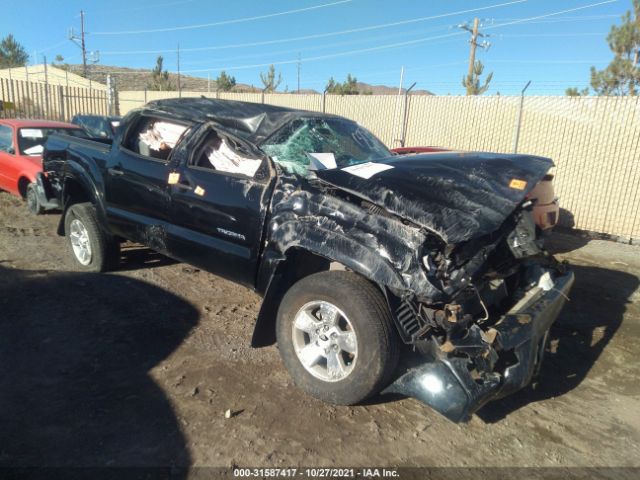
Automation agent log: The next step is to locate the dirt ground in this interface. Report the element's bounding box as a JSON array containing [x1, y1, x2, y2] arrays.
[[1, 191, 639, 470]]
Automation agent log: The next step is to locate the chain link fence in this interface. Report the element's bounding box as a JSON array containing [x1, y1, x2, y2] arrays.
[[3, 80, 639, 242]]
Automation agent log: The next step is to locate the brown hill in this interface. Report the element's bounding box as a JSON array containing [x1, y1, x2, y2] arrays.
[[355, 82, 432, 96], [64, 64, 432, 95]]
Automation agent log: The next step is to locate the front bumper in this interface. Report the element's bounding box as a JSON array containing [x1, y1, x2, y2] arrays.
[[383, 267, 575, 422]]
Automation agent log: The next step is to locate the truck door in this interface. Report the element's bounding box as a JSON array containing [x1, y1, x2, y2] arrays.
[[167, 124, 275, 288], [104, 114, 191, 249]]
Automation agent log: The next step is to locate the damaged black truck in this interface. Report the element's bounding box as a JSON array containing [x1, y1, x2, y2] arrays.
[[41, 98, 574, 422]]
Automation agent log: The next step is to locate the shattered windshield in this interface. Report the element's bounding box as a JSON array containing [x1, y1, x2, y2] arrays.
[[261, 118, 391, 176]]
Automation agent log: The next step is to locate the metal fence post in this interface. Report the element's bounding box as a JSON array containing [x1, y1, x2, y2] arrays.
[[58, 85, 65, 121], [400, 82, 416, 147], [322, 86, 329, 113], [512, 80, 531, 154], [113, 77, 120, 116], [106, 75, 113, 116], [44, 56, 50, 119]]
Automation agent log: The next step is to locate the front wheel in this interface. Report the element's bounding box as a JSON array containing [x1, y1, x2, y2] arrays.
[[276, 271, 399, 405], [64, 202, 120, 272], [26, 182, 44, 215]]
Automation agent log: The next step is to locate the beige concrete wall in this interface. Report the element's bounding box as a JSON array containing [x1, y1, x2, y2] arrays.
[[0, 65, 107, 90], [10, 84, 640, 240]]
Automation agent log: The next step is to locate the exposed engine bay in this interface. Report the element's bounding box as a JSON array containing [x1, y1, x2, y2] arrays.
[[382, 206, 573, 421]]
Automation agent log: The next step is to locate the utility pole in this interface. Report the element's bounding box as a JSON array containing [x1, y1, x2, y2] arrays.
[[467, 18, 479, 79], [177, 43, 182, 97], [69, 10, 88, 78], [459, 17, 491, 94], [80, 10, 87, 77]]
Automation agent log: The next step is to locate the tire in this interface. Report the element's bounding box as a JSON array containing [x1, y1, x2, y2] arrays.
[[276, 271, 399, 405], [26, 182, 44, 215], [64, 202, 120, 272]]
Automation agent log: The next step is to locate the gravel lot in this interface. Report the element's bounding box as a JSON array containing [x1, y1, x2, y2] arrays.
[[0, 191, 639, 470]]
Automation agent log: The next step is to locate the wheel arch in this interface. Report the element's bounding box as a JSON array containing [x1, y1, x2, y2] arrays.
[[56, 174, 105, 236], [251, 242, 404, 348], [17, 175, 32, 198]]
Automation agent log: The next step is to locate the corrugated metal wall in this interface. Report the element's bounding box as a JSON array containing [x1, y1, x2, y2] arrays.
[[0, 78, 109, 121]]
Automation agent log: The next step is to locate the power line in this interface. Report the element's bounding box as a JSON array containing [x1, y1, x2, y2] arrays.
[[179, 25, 453, 67], [100, 0, 528, 55], [482, 0, 618, 32], [179, 0, 617, 74], [91, 0, 353, 35], [84, 0, 197, 15], [35, 39, 69, 54], [498, 32, 604, 37], [490, 14, 620, 21]]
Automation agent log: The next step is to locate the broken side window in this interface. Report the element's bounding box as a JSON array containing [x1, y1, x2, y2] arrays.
[[123, 116, 189, 162], [190, 129, 263, 178]]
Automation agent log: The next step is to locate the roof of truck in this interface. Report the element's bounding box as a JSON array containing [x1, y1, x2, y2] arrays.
[[143, 97, 342, 144]]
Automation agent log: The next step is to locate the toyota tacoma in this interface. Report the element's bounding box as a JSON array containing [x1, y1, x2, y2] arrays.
[[41, 98, 574, 422]]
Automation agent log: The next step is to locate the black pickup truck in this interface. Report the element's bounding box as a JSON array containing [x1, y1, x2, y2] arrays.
[[41, 98, 574, 422]]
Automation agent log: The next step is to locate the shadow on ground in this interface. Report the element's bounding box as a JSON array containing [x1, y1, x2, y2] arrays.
[[478, 264, 638, 422], [545, 229, 591, 255], [0, 264, 198, 470], [116, 244, 179, 272]]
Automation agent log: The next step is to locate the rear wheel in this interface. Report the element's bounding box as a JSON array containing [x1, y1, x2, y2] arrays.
[[26, 182, 44, 215], [276, 271, 399, 405], [64, 202, 120, 272]]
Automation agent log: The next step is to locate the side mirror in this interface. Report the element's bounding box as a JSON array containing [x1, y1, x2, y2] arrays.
[[7, 146, 15, 154]]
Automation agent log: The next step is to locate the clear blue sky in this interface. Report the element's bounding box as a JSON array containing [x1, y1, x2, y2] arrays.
[[0, 0, 629, 94]]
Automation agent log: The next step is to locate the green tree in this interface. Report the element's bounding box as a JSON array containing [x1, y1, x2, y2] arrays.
[[565, 87, 589, 96], [0, 34, 29, 68], [52, 54, 71, 71], [259, 64, 282, 92], [590, 0, 640, 95], [462, 60, 493, 95], [325, 74, 359, 94], [215, 71, 236, 91], [148, 56, 174, 91]]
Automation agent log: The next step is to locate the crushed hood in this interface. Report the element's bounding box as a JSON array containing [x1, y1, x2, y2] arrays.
[[314, 152, 554, 244]]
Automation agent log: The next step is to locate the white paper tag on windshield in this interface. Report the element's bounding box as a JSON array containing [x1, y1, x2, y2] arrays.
[[342, 162, 393, 179], [308, 152, 337, 169], [20, 128, 44, 138], [23, 145, 44, 155]]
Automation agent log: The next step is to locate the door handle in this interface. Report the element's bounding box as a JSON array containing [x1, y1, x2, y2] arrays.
[[108, 166, 124, 176]]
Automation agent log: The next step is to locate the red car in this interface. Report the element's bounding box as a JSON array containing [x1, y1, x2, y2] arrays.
[[0, 119, 88, 214], [391, 146, 560, 231]]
